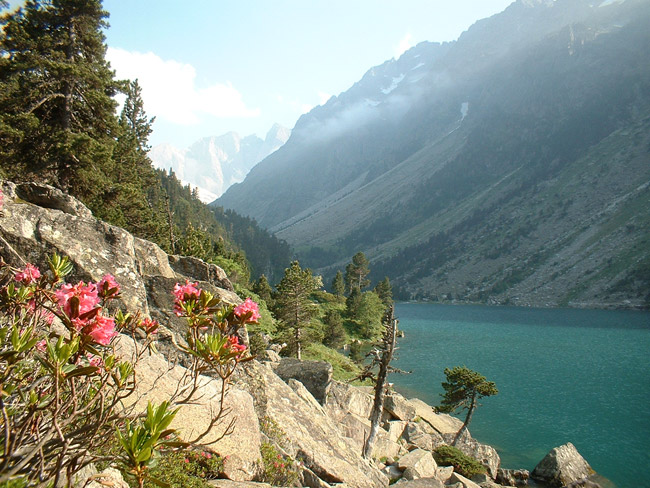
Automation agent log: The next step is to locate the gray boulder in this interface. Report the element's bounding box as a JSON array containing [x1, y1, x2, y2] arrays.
[[272, 358, 332, 405], [531, 442, 595, 487], [404, 421, 445, 451], [496, 468, 530, 486], [14, 181, 93, 219], [394, 478, 445, 488], [397, 449, 438, 480], [384, 393, 417, 421]]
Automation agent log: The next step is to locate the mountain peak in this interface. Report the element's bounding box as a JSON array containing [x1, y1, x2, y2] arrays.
[[149, 123, 290, 202]]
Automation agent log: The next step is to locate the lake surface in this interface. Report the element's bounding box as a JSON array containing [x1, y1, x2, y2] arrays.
[[389, 303, 650, 487]]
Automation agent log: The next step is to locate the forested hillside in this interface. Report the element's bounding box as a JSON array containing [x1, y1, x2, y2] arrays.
[[0, 0, 289, 283]]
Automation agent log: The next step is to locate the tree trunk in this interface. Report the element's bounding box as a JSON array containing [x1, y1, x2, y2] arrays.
[[362, 306, 397, 459], [453, 392, 477, 445], [295, 327, 301, 360]]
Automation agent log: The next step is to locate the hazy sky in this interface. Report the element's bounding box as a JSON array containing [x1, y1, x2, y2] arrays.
[[99, 1, 515, 148]]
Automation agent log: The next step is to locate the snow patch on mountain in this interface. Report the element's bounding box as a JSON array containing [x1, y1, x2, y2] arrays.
[[381, 74, 405, 94]]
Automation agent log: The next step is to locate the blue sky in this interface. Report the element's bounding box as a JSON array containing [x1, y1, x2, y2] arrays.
[[100, 1, 512, 147]]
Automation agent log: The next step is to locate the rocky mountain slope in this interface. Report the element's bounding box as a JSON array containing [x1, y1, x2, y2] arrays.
[[151, 124, 289, 202], [0, 180, 605, 488], [216, 0, 650, 308]]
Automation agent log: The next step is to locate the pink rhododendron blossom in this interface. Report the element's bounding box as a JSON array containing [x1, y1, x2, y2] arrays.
[[55, 281, 99, 318], [14, 263, 41, 285], [228, 335, 247, 354], [97, 274, 120, 298], [139, 317, 159, 335], [172, 280, 201, 315], [233, 298, 261, 322], [36, 339, 47, 352], [86, 314, 117, 346], [86, 353, 103, 368]]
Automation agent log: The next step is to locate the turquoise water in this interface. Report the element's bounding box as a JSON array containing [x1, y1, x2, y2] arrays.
[[390, 303, 650, 487]]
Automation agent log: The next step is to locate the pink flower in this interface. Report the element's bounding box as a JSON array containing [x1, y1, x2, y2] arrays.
[[172, 280, 201, 315], [86, 353, 103, 369], [205, 452, 212, 459], [55, 281, 99, 319], [36, 339, 47, 352], [14, 263, 41, 285], [228, 335, 247, 355], [184, 458, 189, 464], [97, 274, 120, 298], [86, 314, 117, 346], [139, 317, 159, 335], [233, 298, 261, 323]]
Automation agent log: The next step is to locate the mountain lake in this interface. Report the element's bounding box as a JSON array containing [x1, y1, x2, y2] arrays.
[[389, 303, 650, 487]]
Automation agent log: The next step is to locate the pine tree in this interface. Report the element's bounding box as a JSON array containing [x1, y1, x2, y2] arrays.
[[437, 366, 498, 444], [274, 261, 322, 359], [345, 252, 370, 294], [323, 310, 345, 348], [0, 0, 119, 202], [374, 276, 393, 307], [252, 274, 273, 307], [331, 270, 345, 297]]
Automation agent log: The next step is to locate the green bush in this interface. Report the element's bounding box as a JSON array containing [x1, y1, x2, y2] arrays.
[[258, 442, 299, 486], [433, 445, 486, 478], [146, 449, 224, 488]]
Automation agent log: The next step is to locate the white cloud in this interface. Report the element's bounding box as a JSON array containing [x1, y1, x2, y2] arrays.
[[106, 47, 260, 125], [395, 33, 414, 58]]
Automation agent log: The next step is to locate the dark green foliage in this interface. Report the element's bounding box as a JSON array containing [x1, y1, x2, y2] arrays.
[[331, 270, 345, 297], [349, 340, 363, 363], [438, 366, 498, 443], [147, 449, 224, 488], [273, 261, 322, 359], [345, 287, 362, 317], [323, 310, 345, 348], [374, 276, 393, 307], [355, 291, 385, 339], [345, 252, 370, 293], [433, 445, 487, 478], [0, 0, 118, 201], [252, 274, 273, 307]]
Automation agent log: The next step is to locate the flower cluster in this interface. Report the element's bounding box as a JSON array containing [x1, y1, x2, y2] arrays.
[[173, 280, 201, 315], [54, 275, 119, 346], [233, 297, 261, 323], [14, 263, 41, 284]]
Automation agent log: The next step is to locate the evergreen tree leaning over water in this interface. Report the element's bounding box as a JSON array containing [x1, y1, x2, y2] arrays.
[[437, 366, 498, 445]]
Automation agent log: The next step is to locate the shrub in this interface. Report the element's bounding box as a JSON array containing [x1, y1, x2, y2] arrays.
[[258, 442, 299, 487], [147, 449, 224, 488], [433, 445, 487, 478]]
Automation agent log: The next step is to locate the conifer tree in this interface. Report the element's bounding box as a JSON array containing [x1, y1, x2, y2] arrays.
[[0, 0, 119, 202], [274, 261, 322, 359], [331, 270, 345, 297], [345, 252, 370, 294], [437, 366, 498, 444], [374, 276, 393, 307], [252, 274, 273, 307], [323, 310, 345, 348]]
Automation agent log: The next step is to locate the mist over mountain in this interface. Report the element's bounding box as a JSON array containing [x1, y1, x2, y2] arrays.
[[150, 123, 290, 202], [216, 0, 650, 308]]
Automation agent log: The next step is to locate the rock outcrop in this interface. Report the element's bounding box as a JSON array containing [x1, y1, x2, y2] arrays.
[[531, 442, 595, 487], [271, 358, 333, 405]]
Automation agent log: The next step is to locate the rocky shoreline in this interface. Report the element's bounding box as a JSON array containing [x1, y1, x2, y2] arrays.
[[0, 181, 609, 488]]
